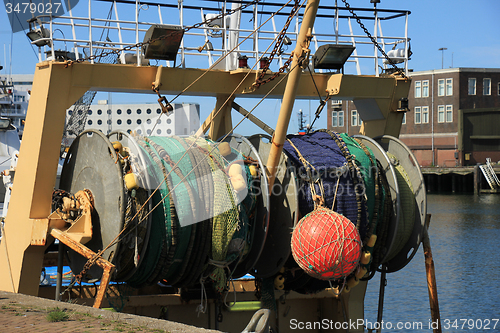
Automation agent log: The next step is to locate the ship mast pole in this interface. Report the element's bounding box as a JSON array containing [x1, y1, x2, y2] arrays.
[[266, 0, 320, 188]]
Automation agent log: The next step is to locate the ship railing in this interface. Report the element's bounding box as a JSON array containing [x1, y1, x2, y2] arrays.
[[27, 0, 410, 76]]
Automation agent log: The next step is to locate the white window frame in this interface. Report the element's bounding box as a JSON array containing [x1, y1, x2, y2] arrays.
[[483, 78, 491, 95], [332, 111, 338, 127], [422, 80, 429, 97], [422, 106, 429, 124], [351, 110, 358, 127], [438, 79, 445, 96], [414, 107, 422, 124], [446, 105, 453, 123], [402, 113, 406, 124], [338, 111, 344, 127], [437, 105, 445, 123], [415, 81, 421, 98], [468, 78, 476, 95], [446, 78, 453, 96]]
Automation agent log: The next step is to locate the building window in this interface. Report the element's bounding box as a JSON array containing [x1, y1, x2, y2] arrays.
[[117, 109, 122, 115], [157, 129, 162, 134], [438, 79, 445, 96], [127, 119, 132, 125], [332, 111, 338, 127], [156, 108, 161, 114], [88, 110, 92, 115], [97, 109, 102, 115], [446, 105, 453, 122], [97, 119, 102, 125], [351, 110, 362, 126], [438, 105, 445, 123], [127, 109, 132, 115], [87, 120, 92, 125], [68, 110, 73, 115], [338, 111, 344, 127], [147, 119, 152, 124], [107, 119, 112, 125], [147, 108, 152, 114], [414, 107, 421, 124], [137, 109, 142, 114], [167, 119, 172, 124], [351, 110, 358, 127], [167, 129, 172, 135], [415, 81, 421, 98], [422, 106, 429, 124], [137, 129, 142, 135], [117, 119, 122, 125], [402, 113, 406, 124], [147, 129, 152, 135], [446, 78, 453, 96], [422, 80, 429, 97], [483, 78, 491, 95], [107, 109, 112, 115], [468, 78, 476, 95], [332, 111, 344, 127], [137, 119, 142, 124]]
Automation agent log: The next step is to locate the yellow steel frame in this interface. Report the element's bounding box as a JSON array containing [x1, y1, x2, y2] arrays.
[[0, 59, 409, 297]]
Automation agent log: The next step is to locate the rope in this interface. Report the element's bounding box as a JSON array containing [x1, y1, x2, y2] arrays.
[[283, 131, 360, 236], [0, 223, 15, 292], [286, 138, 325, 208], [208, 147, 240, 293], [384, 152, 415, 261], [371, 160, 393, 270], [72, 53, 300, 288]]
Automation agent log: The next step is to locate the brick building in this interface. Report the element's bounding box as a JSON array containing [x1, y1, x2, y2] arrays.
[[327, 68, 500, 166]]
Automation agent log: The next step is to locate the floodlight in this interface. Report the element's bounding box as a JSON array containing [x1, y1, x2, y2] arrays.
[[142, 24, 184, 62], [26, 18, 51, 47], [312, 44, 355, 70]]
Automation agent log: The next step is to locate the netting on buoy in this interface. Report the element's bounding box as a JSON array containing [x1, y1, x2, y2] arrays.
[[282, 130, 395, 286], [291, 207, 362, 280]]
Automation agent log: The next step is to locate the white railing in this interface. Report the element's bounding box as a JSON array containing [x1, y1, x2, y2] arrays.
[[28, 0, 410, 76]]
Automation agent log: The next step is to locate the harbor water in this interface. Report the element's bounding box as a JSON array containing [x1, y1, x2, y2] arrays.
[[364, 194, 500, 332]]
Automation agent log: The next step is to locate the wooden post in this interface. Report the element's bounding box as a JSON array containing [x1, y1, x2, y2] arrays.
[[473, 165, 479, 195], [423, 214, 441, 333]]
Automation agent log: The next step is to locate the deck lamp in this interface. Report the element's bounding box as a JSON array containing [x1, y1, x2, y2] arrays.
[[26, 18, 51, 47], [313, 44, 355, 70], [142, 24, 184, 64]]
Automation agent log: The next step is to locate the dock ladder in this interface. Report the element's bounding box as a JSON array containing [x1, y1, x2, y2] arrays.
[[479, 158, 500, 190]]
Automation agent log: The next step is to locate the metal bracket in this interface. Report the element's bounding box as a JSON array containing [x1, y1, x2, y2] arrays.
[[32, 189, 94, 246], [50, 228, 115, 308]]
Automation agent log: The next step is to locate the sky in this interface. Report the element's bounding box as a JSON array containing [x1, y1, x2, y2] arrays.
[[1, 0, 499, 135]]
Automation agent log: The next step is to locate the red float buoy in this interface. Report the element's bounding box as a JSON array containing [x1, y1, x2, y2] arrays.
[[291, 207, 362, 280]]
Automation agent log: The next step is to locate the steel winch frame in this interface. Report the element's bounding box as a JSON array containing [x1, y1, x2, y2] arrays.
[[0, 0, 428, 329]]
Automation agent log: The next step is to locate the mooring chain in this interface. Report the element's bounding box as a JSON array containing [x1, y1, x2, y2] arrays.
[[340, 0, 407, 79], [253, 0, 301, 88], [65, 0, 260, 67]]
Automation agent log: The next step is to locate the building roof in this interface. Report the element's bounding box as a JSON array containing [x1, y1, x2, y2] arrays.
[[409, 67, 500, 76]]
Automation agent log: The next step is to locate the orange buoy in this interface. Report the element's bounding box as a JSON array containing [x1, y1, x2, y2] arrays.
[[291, 207, 362, 280]]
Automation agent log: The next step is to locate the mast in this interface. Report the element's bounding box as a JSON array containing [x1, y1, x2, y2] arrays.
[[266, 0, 320, 188]]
